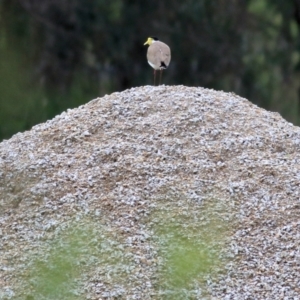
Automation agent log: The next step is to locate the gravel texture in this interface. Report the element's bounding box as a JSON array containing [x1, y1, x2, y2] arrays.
[[1, 85, 300, 299]]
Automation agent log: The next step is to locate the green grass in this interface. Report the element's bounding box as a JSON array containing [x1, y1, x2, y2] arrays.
[[152, 196, 233, 298], [21, 196, 232, 299]]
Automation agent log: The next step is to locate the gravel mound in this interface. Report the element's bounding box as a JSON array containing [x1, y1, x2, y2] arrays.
[[1, 85, 300, 299]]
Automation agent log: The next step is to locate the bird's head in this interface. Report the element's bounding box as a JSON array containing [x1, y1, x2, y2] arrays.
[[144, 37, 159, 45]]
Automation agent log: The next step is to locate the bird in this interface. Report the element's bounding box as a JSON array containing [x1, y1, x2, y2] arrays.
[[144, 37, 171, 85]]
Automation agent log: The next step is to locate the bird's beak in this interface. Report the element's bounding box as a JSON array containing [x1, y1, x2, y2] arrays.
[[144, 38, 150, 46]]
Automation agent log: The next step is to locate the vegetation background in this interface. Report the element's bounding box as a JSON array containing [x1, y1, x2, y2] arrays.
[[1, 0, 300, 141]]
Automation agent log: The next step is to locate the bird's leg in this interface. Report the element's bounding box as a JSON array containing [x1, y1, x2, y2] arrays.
[[159, 69, 163, 85], [153, 69, 156, 86]]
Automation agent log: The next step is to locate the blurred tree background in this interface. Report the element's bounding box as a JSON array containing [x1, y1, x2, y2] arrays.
[[1, 0, 300, 141]]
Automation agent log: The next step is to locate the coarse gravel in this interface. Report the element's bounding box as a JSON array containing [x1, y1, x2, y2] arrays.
[[1, 85, 300, 299]]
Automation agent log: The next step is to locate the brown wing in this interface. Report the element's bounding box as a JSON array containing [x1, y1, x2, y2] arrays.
[[147, 41, 171, 69]]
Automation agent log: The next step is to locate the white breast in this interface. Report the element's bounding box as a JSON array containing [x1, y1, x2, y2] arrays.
[[148, 61, 159, 70]]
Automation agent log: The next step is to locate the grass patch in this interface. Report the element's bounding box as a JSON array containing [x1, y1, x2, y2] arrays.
[[151, 195, 233, 298]]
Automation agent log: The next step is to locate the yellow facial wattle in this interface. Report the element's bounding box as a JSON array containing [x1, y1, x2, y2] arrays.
[[144, 37, 153, 45]]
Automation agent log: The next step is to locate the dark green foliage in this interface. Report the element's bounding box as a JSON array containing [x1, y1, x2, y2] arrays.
[[1, 0, 300, 140]]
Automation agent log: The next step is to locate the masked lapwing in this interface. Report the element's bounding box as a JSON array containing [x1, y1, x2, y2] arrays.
[[144, 37, 171, 85]]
